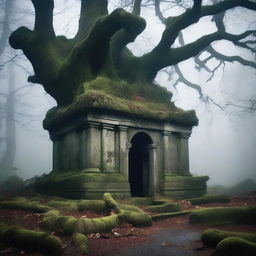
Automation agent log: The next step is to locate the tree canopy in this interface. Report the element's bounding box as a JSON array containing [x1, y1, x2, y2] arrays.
[[9, 0, 256, 108]]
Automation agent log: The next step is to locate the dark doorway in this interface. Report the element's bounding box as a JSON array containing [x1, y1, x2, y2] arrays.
[[129, 132, 152, 197]]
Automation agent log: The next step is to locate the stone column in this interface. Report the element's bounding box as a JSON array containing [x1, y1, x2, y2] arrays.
[[81, 121, 101, 172], [102, 123, 116, 172], [148, 144, 157, 197], [178, 132, 191, 175], [52, 140, 60, 171], [118, 125, 129, 179], [162, 131, 172, 174]]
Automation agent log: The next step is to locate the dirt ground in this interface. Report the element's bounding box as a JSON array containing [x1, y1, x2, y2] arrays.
[[0, 194, 255, 256]]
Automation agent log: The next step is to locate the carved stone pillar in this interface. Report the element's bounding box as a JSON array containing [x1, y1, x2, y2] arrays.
[[163, 130, 172, 174], [178, 132, 191, 175], [81, 121, 101, 172], [148, 144, 157, 197], [118, 125, 129, 179], [101, 123, 116, 172]]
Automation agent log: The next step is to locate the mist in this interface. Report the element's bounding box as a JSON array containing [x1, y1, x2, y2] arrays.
[[1, 0, 255, 187]]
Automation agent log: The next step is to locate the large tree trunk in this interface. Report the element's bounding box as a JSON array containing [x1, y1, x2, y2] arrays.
[[0, 63, 16, 180]]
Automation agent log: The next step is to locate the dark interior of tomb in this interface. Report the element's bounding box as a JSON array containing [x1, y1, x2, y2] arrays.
[[129, 132, 152, 197]]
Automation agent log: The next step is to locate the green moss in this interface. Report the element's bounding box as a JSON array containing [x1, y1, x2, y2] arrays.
[[34, 171, 130, 199], [47, 200, 78, 211], [202, 229, 256, 248], [145, 203, 181, 213], [0, 223, 62, 256], [215, 237, 256, 256], [152, 210, 192, 221], [189, 206, 256, 225], [189, 195, 230, 205], [77, 200, 108, 213], [0, 199, 51, 213], [72, 233, 88, 254]]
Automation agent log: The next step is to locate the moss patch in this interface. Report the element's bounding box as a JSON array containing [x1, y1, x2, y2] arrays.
[[189, 206, 256, 225], [0, 223, 62, 256], [202, 229, 256, 248], [189, 195, 230, 205]]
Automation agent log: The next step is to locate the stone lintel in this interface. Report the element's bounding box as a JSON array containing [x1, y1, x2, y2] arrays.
[[162, 130, 172, 136], [179, 132, 191, 139], [102, 123, 115, 130]]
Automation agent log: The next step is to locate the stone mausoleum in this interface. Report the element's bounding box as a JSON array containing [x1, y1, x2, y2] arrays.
[[36, 77, 208, 199]]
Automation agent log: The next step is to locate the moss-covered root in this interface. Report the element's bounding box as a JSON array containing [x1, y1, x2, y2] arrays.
[[42, 210, 123, 235], [189, 195, 230, 205], [145, 203, 181, 213], [72, 233, 88, 254], [189, 206, 256, 225], [103, 193, 152, 227], [103, 192, 121, 213], [202, 229, 256, 248], [152, 210, 192, 221], [0, 223, 62, 256], [213, 237, 256, 256], [77, 200, 108, 213], [122, 210, 152, 227], [0, 198, 51, 213], [77, 214, 124, 235]]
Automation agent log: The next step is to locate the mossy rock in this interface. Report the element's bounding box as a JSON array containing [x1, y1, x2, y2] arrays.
[[145, 203, 181, 213], [214, 237, 256, 256], [152, 210, 192, 221], [202, 229, 256, 248], [189, 206, 256, 225], [0, 223, 62, 256], [189, 195, 230, 205]]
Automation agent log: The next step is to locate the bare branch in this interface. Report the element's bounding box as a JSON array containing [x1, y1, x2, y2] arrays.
[[132, 0, 142, 15], [207, 45, 256, 69], [154, 0, 167, 24], [174, 65, 204, 98]]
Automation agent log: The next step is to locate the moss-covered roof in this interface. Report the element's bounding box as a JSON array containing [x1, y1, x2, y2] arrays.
[[43, 77, 198, 132]]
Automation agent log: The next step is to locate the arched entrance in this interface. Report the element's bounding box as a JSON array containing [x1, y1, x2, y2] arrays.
[[129, 132, 153, 197]]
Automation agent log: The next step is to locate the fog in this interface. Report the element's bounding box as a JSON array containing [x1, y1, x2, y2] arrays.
[[1, 0, 255, 186]]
